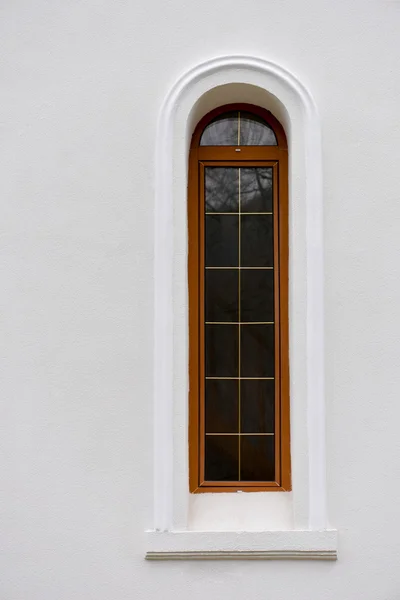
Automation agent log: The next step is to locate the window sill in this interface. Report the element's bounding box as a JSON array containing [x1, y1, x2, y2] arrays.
[[145, 529, 338, 560]]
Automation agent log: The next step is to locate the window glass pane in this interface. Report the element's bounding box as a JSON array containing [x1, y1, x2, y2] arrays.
[[200, 111, 238, 146], [240, 167, 273, 212], [240, 111, 277, 145], [240, 436, 275, 481], [202, 159, 278, 485], [205, 435, 239, 481], [241, 214, 273, 267], [205, 215, 239, 267], [205, 324, 238, 377], [240, 380, 274, 433], [206, 167, 239, 212], [206, 380, 239, 433], [240, 269, 274, 322], [206, 270, 238, 322], [240, 324, 274, 378]]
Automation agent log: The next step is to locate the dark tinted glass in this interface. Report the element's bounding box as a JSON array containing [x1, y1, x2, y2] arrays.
[[241, 215, 274, 267], [240, 436, 275, 481], [240, 111, 277, 145], [206, 269, 238, 322], [241, 269, 274, 322], [240, 379, 275, 433], [205, 324, 238, 377], [205, 380, 238, 433], [240, 167, 273, 212], [205, 168, 239, 212], [201, 115, 279, 485], [200, 111, 238, 146], [205, 215, 239, 267], [240, 324, 274, 378], [205, 435, 239, 480]]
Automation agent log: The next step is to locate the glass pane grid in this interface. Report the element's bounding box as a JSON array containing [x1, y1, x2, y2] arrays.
[[204, 165, 275, 483]]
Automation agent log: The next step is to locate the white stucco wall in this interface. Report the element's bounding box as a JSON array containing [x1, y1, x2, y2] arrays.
[[2, 0, 400, 598]]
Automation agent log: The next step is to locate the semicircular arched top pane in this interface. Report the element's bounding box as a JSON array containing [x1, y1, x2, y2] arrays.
[[200, 110, 277, 146]]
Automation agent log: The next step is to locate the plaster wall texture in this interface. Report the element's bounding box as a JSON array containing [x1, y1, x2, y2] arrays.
[[1, 0, 400, 598]]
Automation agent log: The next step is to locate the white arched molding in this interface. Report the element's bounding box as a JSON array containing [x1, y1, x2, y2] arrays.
[[148, 56, 337, 560]]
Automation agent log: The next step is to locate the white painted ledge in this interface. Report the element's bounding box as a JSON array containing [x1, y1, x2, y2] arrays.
[[145, 530, 338, 560]]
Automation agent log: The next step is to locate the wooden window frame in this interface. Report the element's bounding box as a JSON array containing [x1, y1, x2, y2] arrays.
[[188, 103, 291, 493]]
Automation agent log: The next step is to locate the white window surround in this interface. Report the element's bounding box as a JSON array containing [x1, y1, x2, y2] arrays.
[[147, 55, 337, 560]]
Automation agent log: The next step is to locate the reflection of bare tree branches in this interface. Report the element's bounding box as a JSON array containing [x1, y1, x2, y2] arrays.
[[205, 167, 272, 212], [206, 168, 238, 211], [201, 111, 238, 145], [200, 111, 277, 146], [241, 168, 272, 211], [202, 111, 278, 480], [240, 112, 276, 145]]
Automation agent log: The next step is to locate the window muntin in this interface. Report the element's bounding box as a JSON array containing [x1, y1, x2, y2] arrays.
[[189, 104, 290, 492]]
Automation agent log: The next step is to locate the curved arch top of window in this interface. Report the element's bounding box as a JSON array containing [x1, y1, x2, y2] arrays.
[[200, 109, 277, 146]]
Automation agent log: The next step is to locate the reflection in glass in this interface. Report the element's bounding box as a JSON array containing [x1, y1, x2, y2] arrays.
[[240, 168, 273, 212], [240, 380, 274, 433], [205, 168, 239, 212], [240, 111, 277, 145], [201, 111, 280, 485], [240, 436, 275, 481], [205, 435, 239, 481], [200, 110, 278, 146], [241, 214, 274, 267], [240, 324, 274, 378], [206, 270, 238, 322], [206, 380, 239, 433], [241, 269, 274, 322], [205, 215, 239, 267], [200, 111, 238, 146], [205, 324, 238, 377]]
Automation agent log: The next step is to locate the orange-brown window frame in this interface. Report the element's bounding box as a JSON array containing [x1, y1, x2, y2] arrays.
[[188, 104, 291, 493]]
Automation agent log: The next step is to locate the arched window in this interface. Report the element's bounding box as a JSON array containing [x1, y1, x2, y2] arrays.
[[188, 104, 290, 492]]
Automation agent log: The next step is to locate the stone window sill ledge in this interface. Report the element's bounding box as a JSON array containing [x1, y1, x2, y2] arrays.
[[145, 529, 338, 560]]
